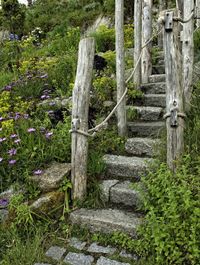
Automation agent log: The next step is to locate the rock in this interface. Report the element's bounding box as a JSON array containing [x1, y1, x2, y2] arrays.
[[70, 208, 141, 236], [96, 256, 130, 265], [103, 101, 115, 108], [119, 250, 138, 261], [68, 237, 87, 250], [45, 246, 66, 261], [126, 106, 163, 121], [0, 209, 9, 223], [140, 82, 166, 94], [30, 191, 64, 214], [87, 242, 116, 254], [0, 187, 15, 200], [30, 162, 71, 192], [103, 154, 151, 180], [128, 121, 165, 138], [100, 180, 119, 202], [34, 263, 52, 265], [149, 74, 166, 83], [125, 137, 160, 157], [63, 252, 94, 265]]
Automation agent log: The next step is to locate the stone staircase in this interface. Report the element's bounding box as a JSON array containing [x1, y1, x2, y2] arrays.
[[70, 56, 166, 237]]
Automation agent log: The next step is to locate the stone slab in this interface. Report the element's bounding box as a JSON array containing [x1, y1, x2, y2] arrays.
[[128, 121, 165, 138], [63, 252, 94, 265], [119, 250, 138, 261], [110, 181, 140, 207], [149, 74, 165, 83], [103, 155, 151, 179], [125, 137, 160, 157], [45, 245, 66, 261], [68, 237, 87, 250], [143, 94, 166, 108], [0, 209, 9, 223], [100, 180, 119, 202], [127, 106, 163, 121], [31, 162, 71, 192], [96, 256, 130, 265], [87, 242, 116, 254], [140, 82, 166, 94], [70, 208, 141, 236]]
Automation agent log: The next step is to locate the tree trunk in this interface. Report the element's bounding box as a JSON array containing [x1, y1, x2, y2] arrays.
[[115, 0, 127, 136], [71, 38, 95, 201]]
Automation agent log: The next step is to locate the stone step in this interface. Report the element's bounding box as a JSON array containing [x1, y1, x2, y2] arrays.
[[140, 82, 166, 94], [101, 180, 141, 208], [103, 154, 152, 180], [125, 137, 160, 157], [152, 64, 165, 74], [69, 208, 142, 236], [127, 106, 163, 121], [128, 121, 165, 137], [143, 94, 166, 107], [149, 74, 166, 83]]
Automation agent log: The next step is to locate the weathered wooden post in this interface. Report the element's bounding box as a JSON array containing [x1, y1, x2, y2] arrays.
[[71, 37, 95, 200], [183, 0, 194, 111], [163, 10, 184, 171], [134, 0, 142, 87], [196, 0, 200, 28], [142, 0, 152, 83], [158, 0, 167, 48], [115, 0, 127, 136]]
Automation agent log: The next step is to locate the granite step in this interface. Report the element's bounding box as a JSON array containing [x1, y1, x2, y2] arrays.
[[143, 94, 166, 107], [100, 180, 141, 208], [140, 82, 166, 94], [128, 121, 165, 137], [127, 106, 163, 121], [69, 208, 142, 237], [152, 64, 165, 74], [103, 154, 152, 180], [149, 74, 165, 83], [125, 137, 160, 157]]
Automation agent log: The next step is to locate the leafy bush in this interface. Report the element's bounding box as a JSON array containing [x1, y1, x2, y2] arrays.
[[136, 158, 200, 265], [91, 25, 115, 52]]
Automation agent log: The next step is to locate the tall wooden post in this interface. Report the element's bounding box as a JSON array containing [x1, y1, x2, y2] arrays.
[[163, 10, 184, 172], [115, 0, 127, 136], [134, 0, 142, 87], [71, 38, 95, 200], [142, 0, 152, 83], [158, 0, 167, 48], [183, 0, 194, 111], [196, 0, 200, 28]]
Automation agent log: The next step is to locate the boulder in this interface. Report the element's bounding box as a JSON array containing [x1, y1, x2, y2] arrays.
[[30, 162, 71, 192]]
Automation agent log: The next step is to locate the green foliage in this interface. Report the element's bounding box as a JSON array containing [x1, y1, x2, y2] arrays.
[[1, 0, 26, 35], [91, 25, 115, 52], [102, 50, 116, 72], [92, 231, 135, 252], [135, 159, 200, 265], [0, 227, 45, 265]]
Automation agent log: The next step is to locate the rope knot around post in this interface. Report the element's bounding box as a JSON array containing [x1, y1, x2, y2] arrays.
[[163, 108, 186, 127]]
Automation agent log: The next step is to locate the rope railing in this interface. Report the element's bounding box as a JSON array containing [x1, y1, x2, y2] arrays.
[[70, 27, 163, 138]]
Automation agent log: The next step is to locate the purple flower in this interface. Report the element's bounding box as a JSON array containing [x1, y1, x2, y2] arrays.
[[9, 159, 16, 165], [27, 128, 36, 133], [0, 128, 2, 131], [4, 85, 12, 91], [8, 148, 17, 156], [0, 198, 9, 208], [41, 95, 50, 100], [14, 113, 21, 120], [0, 137, 6, 143], [33, 169, 43, 175], [47, 110, 54, 115], [40, 127, 46, 133], [14, 139, 21, 144], [45, 131, 53, 139], [10, 134, 18, 139], [0, 157, 3, 162], [0, 117, 4, 122]]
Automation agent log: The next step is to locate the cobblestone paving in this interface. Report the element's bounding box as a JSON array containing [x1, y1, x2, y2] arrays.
[[34, 237, 138, 265]]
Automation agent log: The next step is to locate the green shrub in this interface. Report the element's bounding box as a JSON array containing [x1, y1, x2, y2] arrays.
[[90, 25, 115, 52], [136, 158, 200, 265]]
